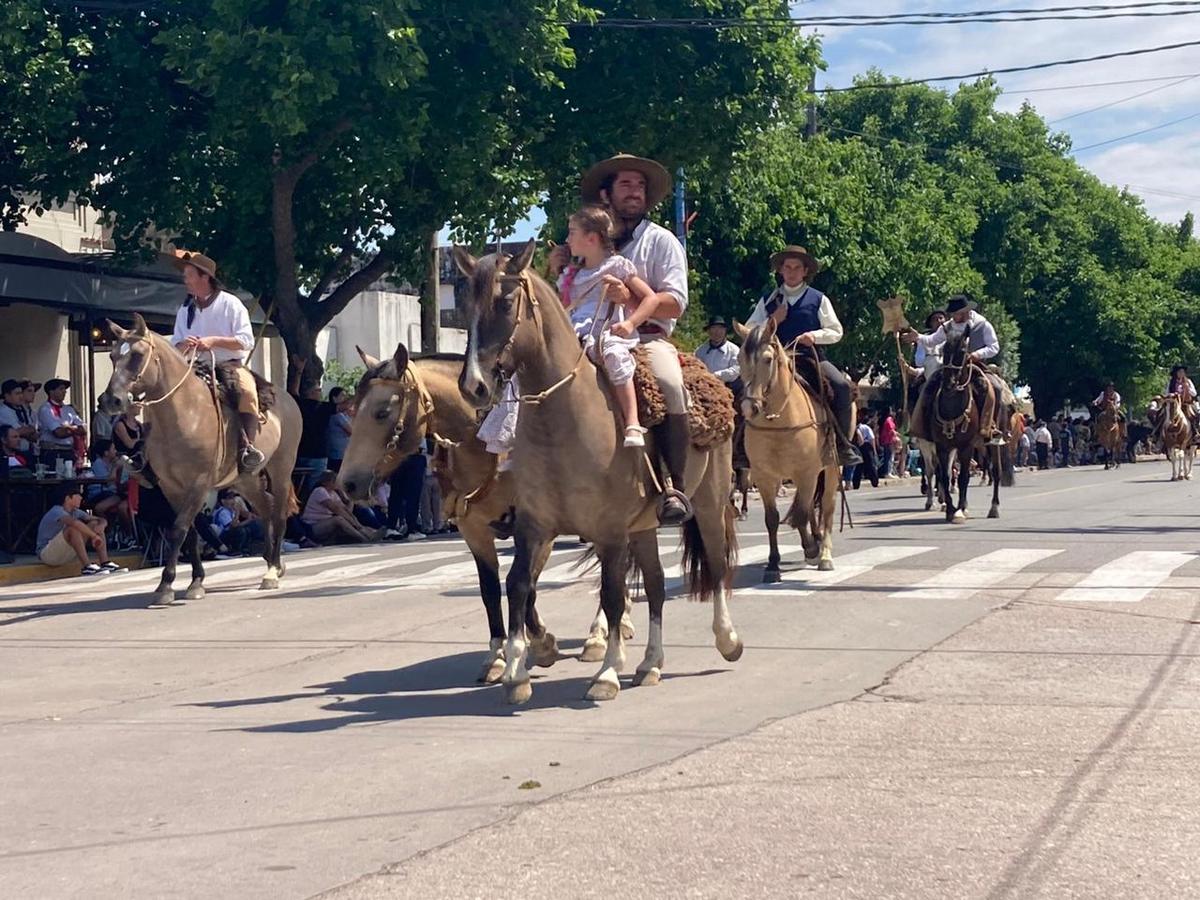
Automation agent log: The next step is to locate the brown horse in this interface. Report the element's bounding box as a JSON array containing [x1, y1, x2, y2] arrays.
[[1158, 394, 1194, 480], [104, 314, 301, 605], [336, 345, 561, 683], [1095, 400, 1123, 470], [733, 317, 842, 581], [454, 241, 742, 705], [926, 329, 1006, 522]]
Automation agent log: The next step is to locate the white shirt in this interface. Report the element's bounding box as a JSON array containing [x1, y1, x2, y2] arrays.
[[916, 310, 999, 361], [558, 255, 638, 338], [695, 340, 740, 383], [1034, 426, 1052, 445], [171, 290, 255, 364], [0, 403, 32, 452], [1093, 391, 1121, 406], [617, 220, 688, 336], [37, 401, 84, 450], [745, 284, 844, 345], [1167, 378, 1196, 400], [856, 422, 875, 445]]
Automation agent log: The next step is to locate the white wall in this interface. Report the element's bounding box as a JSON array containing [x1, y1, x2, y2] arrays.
[[320, 290, 465, 377], [0, 302, 72, 392]]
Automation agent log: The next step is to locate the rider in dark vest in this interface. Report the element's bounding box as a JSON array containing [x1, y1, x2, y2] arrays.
[[745, 246, 862, 467]]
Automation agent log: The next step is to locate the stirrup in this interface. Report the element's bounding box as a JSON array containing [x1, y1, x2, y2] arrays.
[[987, 432, 1007, 447], [623, 425, 647, 448], [656, 488, 693, 526], [239, 445, 266, 474]]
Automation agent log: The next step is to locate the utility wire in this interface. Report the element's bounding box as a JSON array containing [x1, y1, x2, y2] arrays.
[[1048, 74, 1200, 123], [1071, 111, 1200, 152], [1007, 74, 1200, 93], [817, 40, 1200, 92]]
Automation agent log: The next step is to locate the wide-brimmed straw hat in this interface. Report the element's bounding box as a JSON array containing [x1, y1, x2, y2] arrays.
[[944, 294, 976, 315], [769, 245, 821, 274], [169, 250, 222, 286], [580, 154, 672, 208]]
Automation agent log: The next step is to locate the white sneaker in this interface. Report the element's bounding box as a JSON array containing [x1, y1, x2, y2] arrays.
[[281, 540, 300, 552], [623, 426, 647, 448], [408, 531, 428, 541]]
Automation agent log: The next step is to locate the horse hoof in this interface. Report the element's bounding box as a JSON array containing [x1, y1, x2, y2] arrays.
[[817, 558, 834, 572], [528, 634, 560, 669], [585, 675, 620, 702], [185, 586, 205, 601], [480, 658, 506, 684], [259, 578, 278, 591], [619, 618, 635, 641], [151, 592, 181, 608], [579, 638, 607, 662], [987, 507, 1000, 519], [504, 680, 532, 705], [718, 634, 745, 662], [632, 667, 661, 687], [762, 568, 781, 584]]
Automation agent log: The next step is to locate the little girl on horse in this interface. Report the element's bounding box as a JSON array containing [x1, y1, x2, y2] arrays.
[[559, 204, 659, 447]]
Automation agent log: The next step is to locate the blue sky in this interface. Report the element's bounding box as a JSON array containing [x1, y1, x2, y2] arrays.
[[477, 0, 1200, 242]]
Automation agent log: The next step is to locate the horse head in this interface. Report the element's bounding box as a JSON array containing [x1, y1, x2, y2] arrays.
[[734, 316, 788, 420], [454, 239, 538, 410], [941, 326, 972, 387], [338, 342, 428, 500], [104, 313, 157, 407]]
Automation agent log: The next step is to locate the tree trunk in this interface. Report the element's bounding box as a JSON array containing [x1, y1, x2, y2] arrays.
[[420, 230, 440, 354], [271, 292, 324, 394]]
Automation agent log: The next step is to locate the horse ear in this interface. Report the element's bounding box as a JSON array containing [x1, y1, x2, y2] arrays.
[[356, 345, 381, 370], [131, 313, 148, 336], [392, 343, 410, 377], [732, 319, 749, 341], [762, 315, 778, 341], [504, 238, 536, 275], [451, 245, 477, 278], [107, 319, 127, 340]]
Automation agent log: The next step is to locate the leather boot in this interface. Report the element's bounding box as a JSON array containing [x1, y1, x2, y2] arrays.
[[656, 414, 695, 526], [832, 398, 862, 467], [238, 412, 266, 474]]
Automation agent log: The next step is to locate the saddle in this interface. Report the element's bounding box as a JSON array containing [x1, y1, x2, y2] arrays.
[[192, 360, 277, 418], [630, 347, 735, 449]]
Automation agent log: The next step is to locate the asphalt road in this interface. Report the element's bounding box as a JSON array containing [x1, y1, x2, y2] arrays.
[[2, 459, 1198, 899]]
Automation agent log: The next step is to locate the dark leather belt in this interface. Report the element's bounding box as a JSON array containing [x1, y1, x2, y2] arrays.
[[637, 324, 665, 336]]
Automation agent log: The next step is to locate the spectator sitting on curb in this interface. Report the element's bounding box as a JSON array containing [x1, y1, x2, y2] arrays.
[[36, 484, 125, 575], [214, 488, 265, 555], [301, 470, 381, 544]]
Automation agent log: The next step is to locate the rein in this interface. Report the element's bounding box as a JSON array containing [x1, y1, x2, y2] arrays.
[[130, 340, 201, 407], [366, 365, 436, 480], [742, 334, 820, 434], [497, 271, 589, 407]]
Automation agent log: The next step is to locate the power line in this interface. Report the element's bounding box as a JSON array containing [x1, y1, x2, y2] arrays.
[[1071, 111, 1200, 152], [817, 40, 1200, 92], [1047, 74, 1200, 123], [1006, 74, 1200, 94]]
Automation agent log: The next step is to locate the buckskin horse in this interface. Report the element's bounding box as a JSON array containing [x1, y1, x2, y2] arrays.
[[103, 314, 301, 605], [1095, 398, 1123, 470], [734, 317, 842, 581], [336, 345, 566, 684], [926, 328, 1010, 522], [454, 241, 742, 706]]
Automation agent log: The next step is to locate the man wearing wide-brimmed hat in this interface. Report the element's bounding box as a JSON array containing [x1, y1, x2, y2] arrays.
[[169, 251, 265, 474], [745, 246, 862, 466], [695, 315, 741, 390], [903, 294, 1005, 445], [915, 308, 946, 377], [550, 153, 694, 525]]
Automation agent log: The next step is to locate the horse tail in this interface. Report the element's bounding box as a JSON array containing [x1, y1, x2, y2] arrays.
[[287, 483, 300, 517], [680, 499, 738, 603], [999, 443, 1015, 487]]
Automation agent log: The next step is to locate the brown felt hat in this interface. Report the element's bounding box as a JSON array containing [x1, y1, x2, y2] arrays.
[[770, 246, 821, 274], [580, 154, 672, 208], [169, 250, 222, 285]]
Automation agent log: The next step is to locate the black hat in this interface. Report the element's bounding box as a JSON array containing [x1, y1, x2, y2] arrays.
[[924, 309, 946, 330], [1, 378, 21, 396], [944, 295, 976, 315], [705, 316, 730, 330], [19, 379, 41, 391], [1171, 364, 1189, 377], [44, 377, 71, 392]]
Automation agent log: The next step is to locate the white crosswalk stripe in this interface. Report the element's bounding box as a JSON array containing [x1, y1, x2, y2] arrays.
[[889, 548, 1062, 601], [1056, 550, 1197, 603], [735, 546, 937, 599]]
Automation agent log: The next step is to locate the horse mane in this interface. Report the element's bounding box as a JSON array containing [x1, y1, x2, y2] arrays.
[[943, 326, 970, 366]]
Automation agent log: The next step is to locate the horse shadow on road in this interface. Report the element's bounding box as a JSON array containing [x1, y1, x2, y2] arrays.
[[190, 645, 728, 732], [0, 586, 158, 627]]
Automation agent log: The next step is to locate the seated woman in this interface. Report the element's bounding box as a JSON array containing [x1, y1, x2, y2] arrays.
[[213, 488, 265, 555], [86, 439, 133, 538], [301, 470, 381, 544]]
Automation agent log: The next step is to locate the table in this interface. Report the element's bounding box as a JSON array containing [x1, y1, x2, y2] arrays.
[[0, 475, 113, 556]]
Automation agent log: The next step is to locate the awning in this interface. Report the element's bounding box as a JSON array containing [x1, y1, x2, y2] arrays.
[[0, 232, 269, 326]]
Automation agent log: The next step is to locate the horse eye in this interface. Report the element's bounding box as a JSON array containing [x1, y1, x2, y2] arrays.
[[374, 408, 391, 422]]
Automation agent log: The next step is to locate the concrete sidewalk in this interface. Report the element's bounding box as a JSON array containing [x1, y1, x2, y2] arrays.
[[328, 573, 1200, 898]]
